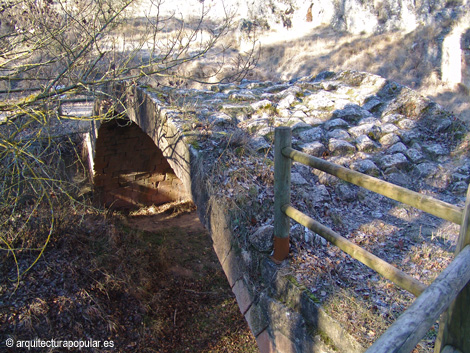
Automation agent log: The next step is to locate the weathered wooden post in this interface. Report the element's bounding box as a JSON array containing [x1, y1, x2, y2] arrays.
[[435, 184, 470, 353], [272, 127, 292, 263]]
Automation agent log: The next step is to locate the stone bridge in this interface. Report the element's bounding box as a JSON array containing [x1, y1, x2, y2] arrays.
[[83, 70, 469, 353]]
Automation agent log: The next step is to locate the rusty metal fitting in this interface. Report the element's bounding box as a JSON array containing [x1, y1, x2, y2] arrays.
[[271, 236, 290, 264]]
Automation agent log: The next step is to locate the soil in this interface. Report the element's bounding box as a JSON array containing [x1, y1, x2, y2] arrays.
[[0, 202, 258, 352]]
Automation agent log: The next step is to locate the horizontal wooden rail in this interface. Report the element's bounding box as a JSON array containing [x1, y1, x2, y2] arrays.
[[364, 245, 470, 353], [282, 204, 427, 297], [282, 147, 463, 225]]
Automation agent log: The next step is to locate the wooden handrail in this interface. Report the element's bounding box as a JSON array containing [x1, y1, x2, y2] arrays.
[[435, 185, 470, 352], [282, 204, 427, 297], [273, 127, 470, 353], [364, 245, 470, 353], [282, 147, 463, 225]]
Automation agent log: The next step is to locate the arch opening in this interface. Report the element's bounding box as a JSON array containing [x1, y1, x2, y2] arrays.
[[92, 118, 190, 209]]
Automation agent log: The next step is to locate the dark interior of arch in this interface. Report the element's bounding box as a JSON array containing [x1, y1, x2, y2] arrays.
[[92, 118, 188, 210]]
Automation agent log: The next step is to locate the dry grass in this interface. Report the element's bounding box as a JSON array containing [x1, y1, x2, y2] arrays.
[[1, 194, 258, 352], [241, 25, 470, 125]]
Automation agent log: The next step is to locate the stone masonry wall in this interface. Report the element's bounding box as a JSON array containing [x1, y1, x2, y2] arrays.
[[93, 118, 189, 209]]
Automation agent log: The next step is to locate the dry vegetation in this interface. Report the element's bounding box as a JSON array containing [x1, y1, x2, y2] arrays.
[[247, 25, 470, 125], [1, 199, 258, 352]]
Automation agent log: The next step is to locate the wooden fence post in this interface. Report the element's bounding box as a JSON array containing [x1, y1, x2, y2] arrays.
[[435, 184, 470, 353], [272, 127, 292, 263]]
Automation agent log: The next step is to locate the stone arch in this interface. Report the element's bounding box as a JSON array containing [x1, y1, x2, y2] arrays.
[[92, 117, 190, 209]]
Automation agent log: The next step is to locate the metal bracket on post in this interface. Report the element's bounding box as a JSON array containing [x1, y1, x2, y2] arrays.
[[435, 184, 470, 353], [272, 127, 292, 264]]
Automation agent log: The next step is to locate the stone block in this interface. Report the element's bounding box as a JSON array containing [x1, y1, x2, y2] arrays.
[[328, 138, 356, 155], [220, 248, 243, 288], [232, 278, 254, 315], [245, 301, 269, 337], [210, 201, 233, 264], [250, 225, 274, 253], [256, 329, 276, 353], [379, 153, 409, 171], [273, 330, 296, 353], [300, 141, 326, 156], [147, 174, 166, 183]]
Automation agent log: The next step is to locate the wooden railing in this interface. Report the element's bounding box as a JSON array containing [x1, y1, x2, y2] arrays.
[[272, 127, 470, 353]]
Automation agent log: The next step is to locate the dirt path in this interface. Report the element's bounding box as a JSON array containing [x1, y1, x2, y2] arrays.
[[121, 204, 259, 352]]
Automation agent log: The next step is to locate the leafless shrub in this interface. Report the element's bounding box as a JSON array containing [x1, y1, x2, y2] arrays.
[[0, 0, 257, 287]]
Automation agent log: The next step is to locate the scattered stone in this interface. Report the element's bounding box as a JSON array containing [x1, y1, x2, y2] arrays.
[[399, 130, 421, 144], [379, 133, 401, 146], [221, 104, 254, 117], [387, 142, 408, 154], [291, 172, 309, 185], [329, 138, 356, 155], [315, 170, 339, 186], [335, 183, 357, 201], [350, 159, 380, 176], [349, 123, 382, 140], [422, 144, 448, 159], [379, 153, 409, 171], [298, 127, 324, 142], [382, 114, 404, 124], [328, 156, 351, 167], [250, 225, 274, 252], [278, 94, 297, 109], [332, 104, 372, 123], [250, 136, 270, 152], [208, 112, 233, 125], [457, 163, 470, 176], [362, 97, 383, 113], [324, 118, 349, 130], [251, 99, 274, 110], [358, 117, 381, 125], [291, 121, 312, 131], [277, 108, 291, 118], [328, 129, 351, 140], [300, 142, 326, 156], [304, 91, 337, 111], [381, 123, 399, 134], [355, 135, 378, 152], [310, 184, 331, 204], [435, 118, 452, 133], [386, 172, 410, 187], [405, 148, 426, 163], [303, 117, 324, 126], [397, 119, 417, 129], [229, 91, 256, 101], [290, 223, 305, 242], [414, 162, 438, 178]]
